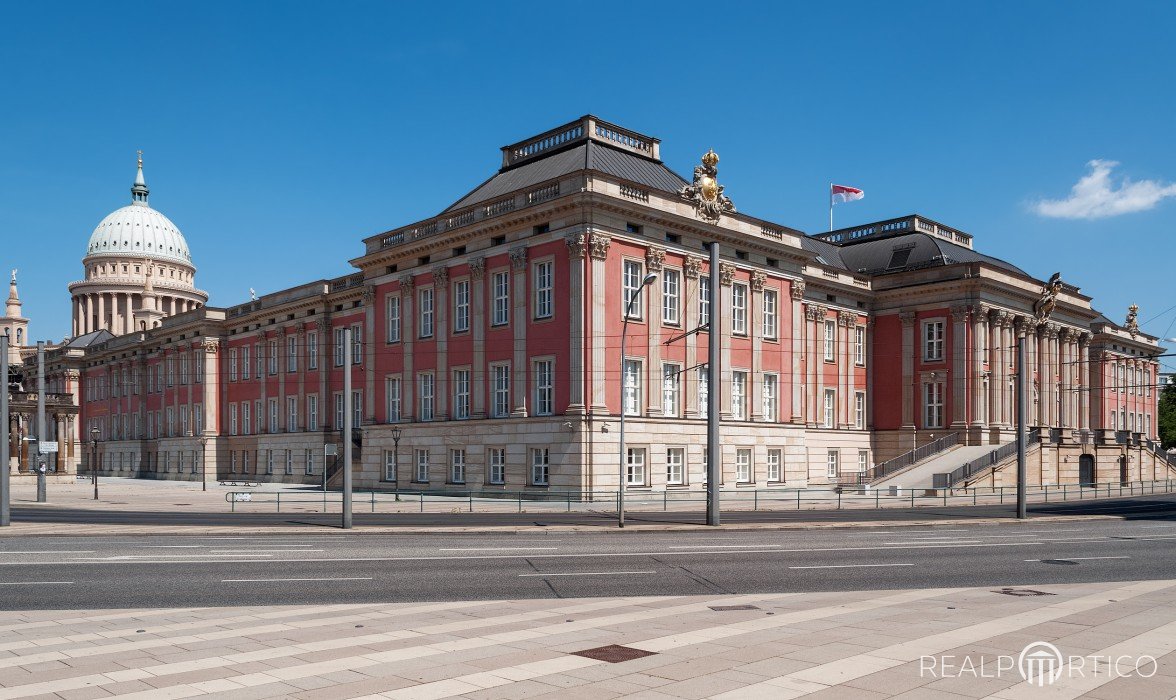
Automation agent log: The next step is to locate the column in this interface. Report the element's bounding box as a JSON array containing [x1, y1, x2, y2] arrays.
[[400, 275, 415, 420], [682, 255, 702, 418], [837, 310, 852, 427], [97, 293, 106, 331], [588, 235, 610, 414], [1078, 334, 1090, 431], [990, 311, 1005, 427], [469, 258, 487, 419], [363, 286, 376, 422], [900, 311, 916, 429], [972, 305, 988, 429], [645, 247, 666, 416], [202, 340, 220, 435], [749, 271, 766, 421], [509, 247, 528, 417], [718, 262, 735, 420], [950, 304, 969, 430], [432, 268, 449, 420], [790, 281, 806, 423], [565, 233, 588, 414]]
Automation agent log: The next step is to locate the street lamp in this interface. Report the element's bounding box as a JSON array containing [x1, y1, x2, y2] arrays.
[[199, 433, 208, 492], [390, 426, 402, 500], [619, 272, 657, 528], [89, 426, 99, 500]]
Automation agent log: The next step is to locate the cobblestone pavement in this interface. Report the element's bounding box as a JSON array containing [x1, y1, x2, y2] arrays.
[[1, 581, 1175, 699]]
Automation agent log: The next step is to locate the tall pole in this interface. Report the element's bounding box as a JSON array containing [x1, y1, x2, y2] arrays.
[[342, 327, 353, 529], [1016, 332, 1027, 519], [36, 341, 46, 503], [1, 333, 10, 527], [828, 184, 833, 232], [618, 273, 656, 528], [707, 242, 721, 526]]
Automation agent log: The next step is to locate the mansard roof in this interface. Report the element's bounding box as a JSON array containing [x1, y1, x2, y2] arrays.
[[442, 115, 688, 213]]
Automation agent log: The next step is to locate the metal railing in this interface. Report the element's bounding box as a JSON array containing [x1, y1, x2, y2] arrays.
[[933, 431, 1041, 488], [863, 433, 959, 484], [223, 479, 1176, 515]]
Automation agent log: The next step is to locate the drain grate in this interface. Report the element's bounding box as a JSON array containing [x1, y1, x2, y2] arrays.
[[709, 605, 761, 611], [993, 588, 1056, 597], [571, 645, 657, 663]]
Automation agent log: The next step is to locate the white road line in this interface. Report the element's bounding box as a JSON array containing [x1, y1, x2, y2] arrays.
[[884, 541, 982, 545], [519, 571, 656, 577], [221, 577, 374, 583], [208, 550, 324, 553], [0, 551, 94, 554], [667, 545, 782, 549], [438, 547, 559, 552], [790, 563, 915, 570], [0, 581, 73, 585], [1025, 556, 1131, 562], [143, 545, 205, 548]]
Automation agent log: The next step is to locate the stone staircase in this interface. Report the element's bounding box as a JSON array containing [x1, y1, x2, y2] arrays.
[[871, 444, 1008, 490]]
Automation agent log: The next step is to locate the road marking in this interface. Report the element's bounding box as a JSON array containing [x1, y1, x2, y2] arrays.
[[0, 551, 94, 554], [438, 547, 559, 552], [221, 577, 374, 583], [72, 554, 276, 560], [884, 540, 982, 545], [668, 545, 782, 549], [789, 563, 915, 570], [1025, 556, 1130, 562], [0, 581, 73, 585], [208, 550, 324, 554], [143, 545, 205, 548], [519, 571, 656, 577]]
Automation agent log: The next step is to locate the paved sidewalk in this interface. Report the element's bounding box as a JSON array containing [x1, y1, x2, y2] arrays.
[[1, 581, 1175, 698]]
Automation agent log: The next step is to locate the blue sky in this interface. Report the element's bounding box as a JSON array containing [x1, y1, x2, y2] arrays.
[[3, 2, 1175, 357]]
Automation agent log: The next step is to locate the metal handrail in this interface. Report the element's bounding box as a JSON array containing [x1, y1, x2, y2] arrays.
[[864, 433, 959, 483], [933, 430, 1041, 488]]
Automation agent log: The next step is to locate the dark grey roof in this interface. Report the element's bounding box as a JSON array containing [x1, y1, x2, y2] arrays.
[[799, 235, 847, 269], [66, 329, 114, 348], [809, 231, 1027, 277], [443, 141, 688, 213]]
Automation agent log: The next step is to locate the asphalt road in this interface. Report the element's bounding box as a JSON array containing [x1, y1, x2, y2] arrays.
[[2, 514, 1175, 610], [12, 492, 1176, 529]]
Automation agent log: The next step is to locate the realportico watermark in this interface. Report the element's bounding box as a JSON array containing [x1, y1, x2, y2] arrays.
[[920, 641, 1157, 686]]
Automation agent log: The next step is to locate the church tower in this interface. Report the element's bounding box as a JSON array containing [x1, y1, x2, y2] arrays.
[[1, 270, 29, 365]]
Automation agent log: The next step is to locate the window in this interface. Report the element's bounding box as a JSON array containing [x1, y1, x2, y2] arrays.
[[452, 280, 469, 333], [762, 373, 777, 422], [662, 269, 680, 324], [533, 360, 554, 416], [386, 378, 401, 422], [623, 260, 643, 319], [418, 373, 435, 421], [492, 271, 510, 326], [307, 394, 319, 431], [732, 284, 747, 335], [823, 388, 835, 428], [229, 349, 238, 381], [492, 364, 511, 418], [419, 287, 435, 338], [231, 451, 238, 474], [531, 448, 549, 486], [384, 450, 397, 481], [858, 450, 869, 474], [626, 448, 646, 486], [167, 357, 174, 386], [699, 275, 711, 327], [855, 391, 866, 429], [180, 353, 189, 384], [268, 398, 278, 433], [763, 289, 777, 339], [924, 381, 944, 428], [1146, 369, 1152, 397], [230, 404, 238, 436], [666, 448, 685, 485], [827, 450, 839, 478], [767, 449, 782, 482], [924, 320, 945, 361], [698, 367, 709, 419], [256, 343, 264, 377], [534, 261, 553, 319], [450, 449, 466, 484], [265, 450, 274, 475], [732, 371, 747, 421], [488, 448, 505, 485], [855, 326, 866, 365], [736, 448, 752, 483], [334, 328, 345, 367], [386, 295, 401, 342], [307, 332, 318, 369], [415, 449, 429, 482], [351, 325, 362, 364], [285, 450, 293, 475], [287, 335, 297, 372], [242, 401, 251, 435], [353, 390, 362, 428], [334, 393, 344, 430], [453, 369, 470, 419], [824, 319, 836, 361], [242, 450, 250, 474], [268, 339, 278, 374], [287, 396, 297, 432], [623, 359, 642, 416], [306, 449, 315, 475]]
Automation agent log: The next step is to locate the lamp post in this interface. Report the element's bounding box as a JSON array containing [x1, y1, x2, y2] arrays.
[[89, 426, 99, 500], [390, 426, 402, 501], [618, 272, 657, 528], [199, 433, 208, 492]]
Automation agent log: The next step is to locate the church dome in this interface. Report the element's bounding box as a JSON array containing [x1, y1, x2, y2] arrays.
[[84, 156, 193, 267]]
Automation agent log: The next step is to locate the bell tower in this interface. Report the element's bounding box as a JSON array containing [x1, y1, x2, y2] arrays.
[[1, 269, 29, 365]]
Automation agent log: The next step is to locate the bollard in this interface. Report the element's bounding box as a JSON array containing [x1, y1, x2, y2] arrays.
[[420, 493, 424, 512], [518, 493, 522, 513], [875, 489, 879, 509], [567, 492, 571, 513], [754, 490, 758, 512], [470, 493, 474, 513], [837, 490, 841, 510], [277, 492, 281, 513], [797, 490, 801, 510]]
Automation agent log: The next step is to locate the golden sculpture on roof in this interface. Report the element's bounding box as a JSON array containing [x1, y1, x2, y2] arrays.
[[680, 149, 735, 222]]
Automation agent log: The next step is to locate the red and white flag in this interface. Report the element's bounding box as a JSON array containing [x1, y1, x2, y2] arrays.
[[831, 184, 864, 204]]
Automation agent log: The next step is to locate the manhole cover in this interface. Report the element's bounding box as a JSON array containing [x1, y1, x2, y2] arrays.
[[709, 605, 760, 611], [572, 645, 657, 663], [993, 588, 1056, 597], [1039, 559, 1079, 566]]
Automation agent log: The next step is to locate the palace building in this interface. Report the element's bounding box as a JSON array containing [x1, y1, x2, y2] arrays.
[[8, 115, 1173, 492]]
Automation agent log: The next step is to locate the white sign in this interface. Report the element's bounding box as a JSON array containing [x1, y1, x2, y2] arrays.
[[38, 441, 58, 453], [324, 444, 339, 456], [232, 493, 252, 502]]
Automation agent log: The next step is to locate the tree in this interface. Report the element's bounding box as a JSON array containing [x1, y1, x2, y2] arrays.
[[1160, 377, 1176, 450]]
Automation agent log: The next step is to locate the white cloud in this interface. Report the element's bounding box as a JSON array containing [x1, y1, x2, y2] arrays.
[[1032, 160, 1176, 219]]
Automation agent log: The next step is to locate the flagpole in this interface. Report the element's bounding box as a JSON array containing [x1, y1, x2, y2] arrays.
[[829, 183, 833, 232]]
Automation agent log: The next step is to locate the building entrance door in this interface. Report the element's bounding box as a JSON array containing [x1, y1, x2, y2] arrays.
[[1079, 454, 1095, 487], [1118, 455, 1129, 485]]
